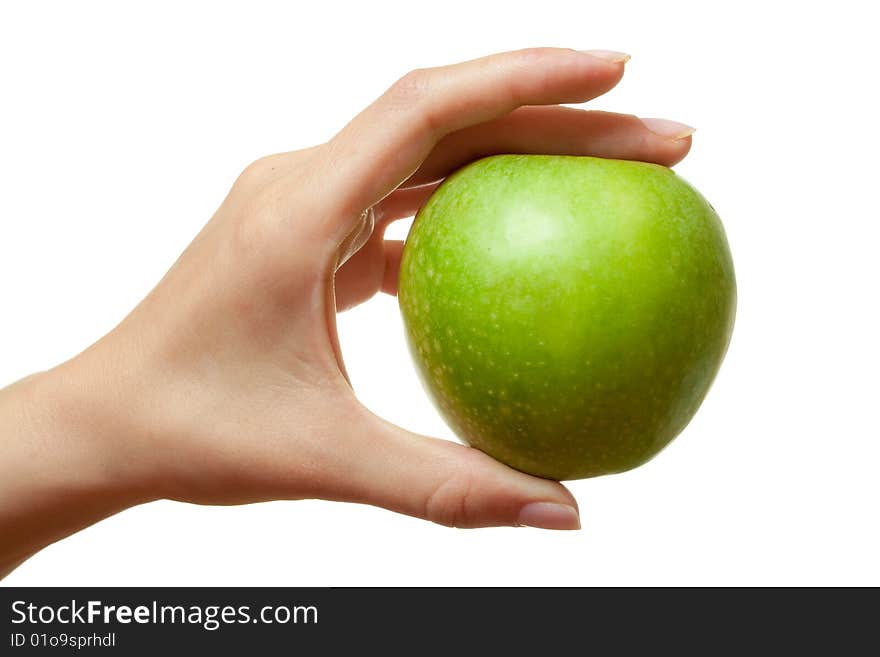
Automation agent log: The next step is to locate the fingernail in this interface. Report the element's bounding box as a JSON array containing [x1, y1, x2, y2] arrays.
[[580, 49, 631, 64], [517, 502, 581, 530], [640, 117, 696, 141]]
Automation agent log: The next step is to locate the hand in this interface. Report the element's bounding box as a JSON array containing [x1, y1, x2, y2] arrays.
[[1, 48, 694, 575]]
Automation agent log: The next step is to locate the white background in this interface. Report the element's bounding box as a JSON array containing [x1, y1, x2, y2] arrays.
[[2, 1, 878, 586]]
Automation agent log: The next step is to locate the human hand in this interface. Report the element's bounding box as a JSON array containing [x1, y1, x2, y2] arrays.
[[3, 48, 695, 573]]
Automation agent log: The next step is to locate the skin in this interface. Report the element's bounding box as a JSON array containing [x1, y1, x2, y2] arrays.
[[0, 48, 696, 579], [399, 155, 736, 480]]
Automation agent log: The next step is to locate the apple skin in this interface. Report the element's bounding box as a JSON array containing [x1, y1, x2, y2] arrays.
[[398, 155, 736, 480]]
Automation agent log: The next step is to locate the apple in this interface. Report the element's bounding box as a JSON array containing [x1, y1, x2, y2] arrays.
[[397, 155, 736, 480]]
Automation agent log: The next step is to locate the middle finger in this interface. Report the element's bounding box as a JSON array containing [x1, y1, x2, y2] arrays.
[[403, 106, 694, 187]]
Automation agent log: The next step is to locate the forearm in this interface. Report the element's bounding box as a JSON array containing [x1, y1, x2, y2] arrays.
[[0, 364, 157, 578]]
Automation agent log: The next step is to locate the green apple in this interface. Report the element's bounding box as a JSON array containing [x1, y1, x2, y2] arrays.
[[397, 155, 736, 480]]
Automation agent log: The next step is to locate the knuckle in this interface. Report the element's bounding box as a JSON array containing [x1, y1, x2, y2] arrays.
[[423, 449, 485, 528], [424, 474, 475, 528], [227, 179, 305, 259], [514, 46, 558, 65], [386, 68, 445, 137], [379, 68, 443, 138], [388, 68, 432, 106], [233, 153, 290, 193]]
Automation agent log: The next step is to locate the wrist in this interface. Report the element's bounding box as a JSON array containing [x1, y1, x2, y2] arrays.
[[36, 355, 163, 502], [0, 362, 159, 576]]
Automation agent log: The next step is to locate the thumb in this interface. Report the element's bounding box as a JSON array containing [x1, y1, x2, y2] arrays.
[[325, 411, 581, 530]]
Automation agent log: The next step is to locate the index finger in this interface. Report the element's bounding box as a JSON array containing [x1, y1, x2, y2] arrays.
[[314, 48, 630, 239]]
